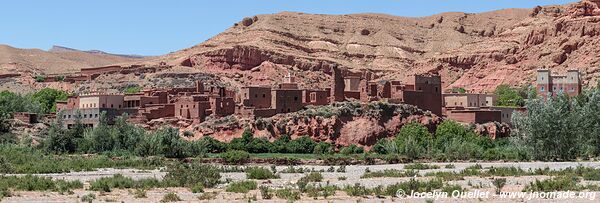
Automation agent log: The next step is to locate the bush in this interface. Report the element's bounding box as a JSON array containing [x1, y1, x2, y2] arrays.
[[81, 193, 96, 203], [339, 144, 364, 155], [220, 150, 250, 164], [395, 123, 432, 160], [134, 189, 147, 198], [286, 136, 317, 154], [0, 175, 82, 192], [191, 183, 204, 193], [300, 172, 323, 182], [246, 167, 279, 179], [34, 75, 45, 82], [161, 192, 182, 202], [493, 178, 507, 194], [226, 181, 257, 193], [404, 163, 440, 170], [259, 185, 272, 199], [523, 177, 581, 192], [89, 174, 161, 192], [163, 163, 221, 188], [361, 169, 418, 178], [275, 188, 301, 201], [313, 142, 334, 154]]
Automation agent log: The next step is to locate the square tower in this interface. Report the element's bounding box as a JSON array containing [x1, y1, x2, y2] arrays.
[[536, 69, 551, 97]]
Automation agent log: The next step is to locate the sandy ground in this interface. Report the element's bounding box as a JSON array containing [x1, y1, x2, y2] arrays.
[[4, 162, 600, 202]]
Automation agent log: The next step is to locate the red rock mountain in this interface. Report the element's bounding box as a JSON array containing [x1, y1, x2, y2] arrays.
[[145, 0, 600, 92]]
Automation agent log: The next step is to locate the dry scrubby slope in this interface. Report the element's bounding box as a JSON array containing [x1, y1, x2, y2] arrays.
[[152, 0, 600, 92], [0, 44, 140, 75]]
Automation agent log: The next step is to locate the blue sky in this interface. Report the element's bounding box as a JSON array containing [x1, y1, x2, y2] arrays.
[[0, 0, 577, 56]]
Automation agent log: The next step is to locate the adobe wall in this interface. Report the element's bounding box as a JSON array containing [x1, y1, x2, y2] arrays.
[[403, 91, 442, 116], [344, 91, 361, 100], [447, 110, 501, 124], [240, 87, 272, 109], [303, 90, 329, 106], [14, 112, 37, 124], [211, 97, 235, 116], [80, 65, 123, 76], [272, 89, 303, 113]]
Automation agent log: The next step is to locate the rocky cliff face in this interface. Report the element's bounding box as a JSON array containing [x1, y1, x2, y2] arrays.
[[182, 102, 509, 148], [142, 1, 600, 92]]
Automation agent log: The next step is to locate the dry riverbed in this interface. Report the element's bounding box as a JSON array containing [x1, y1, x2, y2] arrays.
[[4, 162, 600, 202]]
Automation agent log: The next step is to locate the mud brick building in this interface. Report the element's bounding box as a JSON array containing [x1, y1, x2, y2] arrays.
[[59, 93, 137, 128], [57, 81, 236, 127], [536, 69, 581, 98], [303, 89, 330, 106], [442, 92, 525, 125], [13, 112, 38, 124], [396, 75, 443, 116], [446, 109, 502, 124], [174, 95, 211, 121], [443, 93, 496, 108]]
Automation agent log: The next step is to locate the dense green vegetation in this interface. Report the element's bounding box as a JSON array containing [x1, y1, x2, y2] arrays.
[[123, 85, 142, 94], [512, 89, 600, 160], [493, 84, 536, 107], [372, 121, 524, 161], [0, 89, 68, 116]]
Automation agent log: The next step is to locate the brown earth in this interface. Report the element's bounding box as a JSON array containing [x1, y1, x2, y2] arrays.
[[4, 1, 600, 93], [129, 0, 599, 93]]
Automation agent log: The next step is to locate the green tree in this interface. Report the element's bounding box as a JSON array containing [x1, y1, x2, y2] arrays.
[[450, 87, 467, 93], [395, 123, 432, 159], [512, 94, 578, 161], [30, 88, 69, 113], [286, 136, 317, 154], [45, 112, 78, 153], [495, 85, 524, 107]]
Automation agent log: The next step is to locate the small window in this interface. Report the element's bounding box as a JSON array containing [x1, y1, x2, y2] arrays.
[[262, 94, 266, 98], [95, 114, 98, 118], [111, 104, 114, 108], [294, 96, 298, 101]]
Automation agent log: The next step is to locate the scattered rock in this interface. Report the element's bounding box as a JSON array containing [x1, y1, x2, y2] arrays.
[[360, 29, 370, 36], [242, 17, 254, 26]]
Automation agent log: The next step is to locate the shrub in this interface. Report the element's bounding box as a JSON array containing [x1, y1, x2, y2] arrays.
[[182, 131, 194, 137], [191, 183, 204, 193], [81, 193, 96, 203], [275, 188, 301, 201], [0, 175, 83, 192], [220, 150, 250, 164], [134, 189, 147, 198], [246, 167, 279, 179], [404, 163, 440, 170], [286, 136, 317, 153], [197, 192, 218, 200], [300, 172, 323, 182], [339, 144, 364, 155], [523, 177, 581, 192], [336, 165, 346, 173], [123, 85, 142, 94], [361, 169, 419, 178], [338, 176, 347, 180], [259, 185, 272, 199], [493, 178, 507, 194], [161, 192, 182, 202], [163, 163, 220, 188], [34, 75, 45, 82], [313, 142, 334, 154], [226, 181, 257, 193], [395, 123, 432, 160], [344, 183, 371, 196], [89, 174, 161, 192]]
